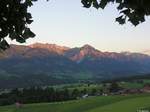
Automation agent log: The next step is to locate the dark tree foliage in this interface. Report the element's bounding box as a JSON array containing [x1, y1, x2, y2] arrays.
[[0, 0, 36, 50], [0, 87, 92, 106], [81, 0, 150, 26], [109, 82, 121, 93], [0, 87, 73, 106]]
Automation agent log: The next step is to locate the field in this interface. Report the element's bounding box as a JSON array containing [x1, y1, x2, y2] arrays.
[[53, 79, 150, 90], [0, 94, 150, 112], [119, 79, 150, 89]]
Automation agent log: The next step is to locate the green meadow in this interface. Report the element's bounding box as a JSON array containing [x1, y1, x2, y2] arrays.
[[0, 94, 150, 112]]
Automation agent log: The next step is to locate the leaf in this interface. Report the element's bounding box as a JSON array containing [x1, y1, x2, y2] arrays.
[[9, 32, 17, 40], [25, 0, 33, 7], [99, 0, 109, 9], [121, 9, 130, 15], [81, 0, 92, 8], [26, 19, 33, 24], [129, 18, 139, 26], [22, 28, 35, 39], [16, 37, 26, 43], [116, 16, 125, 25], [26, 13, 32, 19], [93, 1, 99, 9], [0, 39, 10, 50], [116, 0, 122, 3]]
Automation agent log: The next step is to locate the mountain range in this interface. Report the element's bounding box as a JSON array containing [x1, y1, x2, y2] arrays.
[[0, 43, 150, 88]]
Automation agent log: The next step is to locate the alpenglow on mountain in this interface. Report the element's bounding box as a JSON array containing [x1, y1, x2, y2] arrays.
[[0, 43, 150, 88]]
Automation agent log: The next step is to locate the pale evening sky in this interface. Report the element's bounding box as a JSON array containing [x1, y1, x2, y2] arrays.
[[9, 0, 150, 53]]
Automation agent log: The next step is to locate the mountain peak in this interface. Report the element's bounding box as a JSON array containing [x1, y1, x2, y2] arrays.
[[82, 44, 95, 50], [66, 44, 103, 61]]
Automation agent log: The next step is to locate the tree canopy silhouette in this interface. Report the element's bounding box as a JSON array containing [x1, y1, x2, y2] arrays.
[[0, 0, 36, 50], [82, 0, 150, 26], [0, 0, 150, 50]]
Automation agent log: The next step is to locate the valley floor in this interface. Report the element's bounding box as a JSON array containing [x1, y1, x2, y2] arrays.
[[0, 94, 150, 112]]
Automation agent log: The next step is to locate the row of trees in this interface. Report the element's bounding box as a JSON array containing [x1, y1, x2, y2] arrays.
[[0, 83, 121, 106], [0, 87, 96, 106], [0, 87, 72, 106]]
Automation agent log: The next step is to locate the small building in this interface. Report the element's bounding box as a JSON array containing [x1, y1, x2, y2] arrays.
[[122, 89, 142, 94], [102, 93, 108, 96], [142, 84, 150, 93], [15, 102, 23, 108], [82, 94, 89, 99]]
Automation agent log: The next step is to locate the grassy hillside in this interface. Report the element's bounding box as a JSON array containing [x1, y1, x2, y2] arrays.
[[0, 94, 150, 112], [86, 96, 150, 112]]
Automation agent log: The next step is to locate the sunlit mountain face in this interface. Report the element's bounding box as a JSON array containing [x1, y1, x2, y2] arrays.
[[0, 43, 150, 88], [142, 50, 150, 56]]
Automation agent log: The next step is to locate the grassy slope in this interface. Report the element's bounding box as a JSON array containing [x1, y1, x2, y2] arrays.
[[0, 94, 150, 112], [86, 96, 150, 112], [120, 82, 144, 89]]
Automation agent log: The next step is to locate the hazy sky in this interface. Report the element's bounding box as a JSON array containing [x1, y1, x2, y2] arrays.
[[10, 0, 150, 52]]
